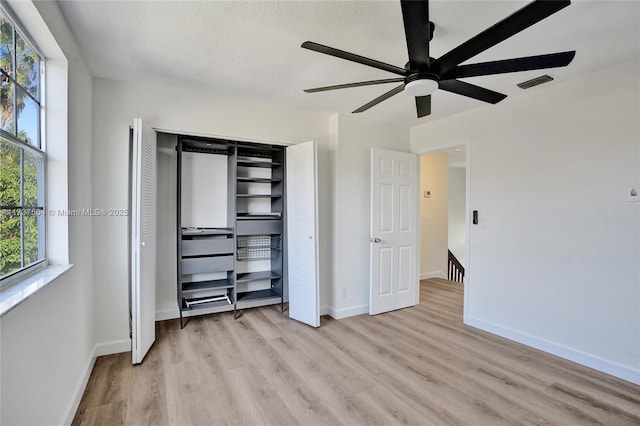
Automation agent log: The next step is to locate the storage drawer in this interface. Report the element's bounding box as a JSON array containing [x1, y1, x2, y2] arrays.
[[181, 255, 234, 275], [182, 238, 234, 256], [237, 220, 282, 236]]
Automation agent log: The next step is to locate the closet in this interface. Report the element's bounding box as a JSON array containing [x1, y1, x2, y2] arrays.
[[176, 135, 289, 327], [131, 119, 318, 363]]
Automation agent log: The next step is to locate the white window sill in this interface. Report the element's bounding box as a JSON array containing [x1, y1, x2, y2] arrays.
[[0, 264, 74, 317]]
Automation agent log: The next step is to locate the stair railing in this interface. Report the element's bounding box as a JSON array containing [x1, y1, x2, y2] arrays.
[[448, 250, 465, 283]]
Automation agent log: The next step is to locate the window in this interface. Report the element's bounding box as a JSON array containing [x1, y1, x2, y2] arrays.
[[0, 8, 45, 283]]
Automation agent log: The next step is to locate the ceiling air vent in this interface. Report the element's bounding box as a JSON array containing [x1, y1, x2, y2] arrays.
[[517, 74, 553, 89]]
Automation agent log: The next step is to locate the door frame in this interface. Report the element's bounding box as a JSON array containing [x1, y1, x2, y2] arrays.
[[413, 138, 471, 323]]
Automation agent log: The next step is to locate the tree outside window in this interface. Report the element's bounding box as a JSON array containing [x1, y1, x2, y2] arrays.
[[0, 9, 44, 280]]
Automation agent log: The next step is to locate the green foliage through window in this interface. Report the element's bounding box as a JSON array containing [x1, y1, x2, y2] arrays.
[[0, 8, 44, 280], [0, 10, 40, 147]]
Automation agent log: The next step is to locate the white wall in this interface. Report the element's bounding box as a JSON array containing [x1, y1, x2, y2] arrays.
[[448, 167, 466, 264], [180, 152, 228, 228], [155, 134, 179, 317], [0, 1, 95, 424], [92, 78, 331, 339], [419, 153, 449, 279], [331, 113, 410, 317], [411, 59, 640, 383]]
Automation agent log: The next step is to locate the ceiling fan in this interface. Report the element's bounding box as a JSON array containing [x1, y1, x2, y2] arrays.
[[301, 0, 576, 118]]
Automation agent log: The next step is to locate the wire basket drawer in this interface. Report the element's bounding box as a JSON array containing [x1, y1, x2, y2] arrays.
[[237, 236, 280, 261]]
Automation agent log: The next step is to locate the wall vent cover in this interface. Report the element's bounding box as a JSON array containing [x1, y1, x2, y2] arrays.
[[517, 74, 553, 89]]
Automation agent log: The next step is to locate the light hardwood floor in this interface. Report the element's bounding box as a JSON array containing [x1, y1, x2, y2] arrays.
[[73, 279, 640, 425]]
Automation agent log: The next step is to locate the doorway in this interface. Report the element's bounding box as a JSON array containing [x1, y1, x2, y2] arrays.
[[417, 140, 470, 319]]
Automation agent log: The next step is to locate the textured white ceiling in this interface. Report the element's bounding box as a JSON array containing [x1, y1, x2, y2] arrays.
[[58, 0, 640, 128]]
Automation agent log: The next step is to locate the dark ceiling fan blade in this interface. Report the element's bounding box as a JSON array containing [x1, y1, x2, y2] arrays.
[[304, 78, 405, 93], [400, 0, 430, 70], [353, 84, 405, 113], [302, 41, 409, 76], [415, 95, 431, 118], [439, 79, 507, 104], [433, 0, 571, 75], [441, 51, 575, 79]]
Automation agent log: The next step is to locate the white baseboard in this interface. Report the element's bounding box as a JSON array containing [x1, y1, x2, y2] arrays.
[[465, 316, 640, 385], [61, 345, 97, 426], [420, 271, 445, 280], [156, 307, 179, 321], [326, 304, 368, 319], [95, 339, 131, 357]]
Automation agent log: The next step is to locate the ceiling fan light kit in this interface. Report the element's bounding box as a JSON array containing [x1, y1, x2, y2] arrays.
[[404, 77, 439, 97], [302, 0, 576, 118]]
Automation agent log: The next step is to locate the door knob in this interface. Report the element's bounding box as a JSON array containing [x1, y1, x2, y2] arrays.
[[370, 237, 381, 243]]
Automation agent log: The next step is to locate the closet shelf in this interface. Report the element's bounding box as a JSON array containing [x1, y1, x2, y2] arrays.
[[237, 143, 283, 153], [236, 213, 281, 220], [180, 138, 233, 156], [182, 279, 234, 294], [236, 289, 281, 302], [181, 227, 234, 236], [182, 146, 231, 155], [236, 194, 282, 199], [236, 177, 282, 183], [236, 271, 281, 283], [237, 159, 282, 168]]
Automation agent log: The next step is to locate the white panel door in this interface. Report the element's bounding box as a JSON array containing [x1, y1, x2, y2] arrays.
[[286, 141, 320, 327], [130, 118, 157, 364], [370, 148, 419, 315]]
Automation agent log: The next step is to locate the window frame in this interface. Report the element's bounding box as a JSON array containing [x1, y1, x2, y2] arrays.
[[0, 4, 46, 289]]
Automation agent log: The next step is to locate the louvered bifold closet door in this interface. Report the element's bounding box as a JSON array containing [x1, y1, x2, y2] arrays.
[[286, 141, 320, 327], [131, 118, 157, 364]]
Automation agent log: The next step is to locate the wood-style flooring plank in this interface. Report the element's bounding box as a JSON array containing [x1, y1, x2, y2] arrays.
[[73, 280, 640, 426], [238, 311, 345, 425], [72, 352, 132, 426], [73, 400, 127, 426]]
